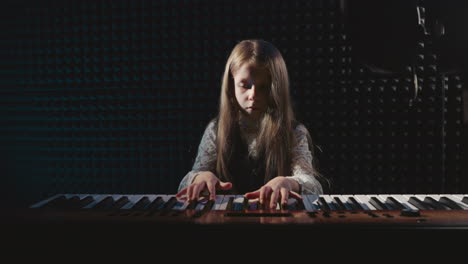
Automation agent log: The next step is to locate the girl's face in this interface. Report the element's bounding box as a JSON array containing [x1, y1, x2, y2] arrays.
[[232, 63, 270, 120]]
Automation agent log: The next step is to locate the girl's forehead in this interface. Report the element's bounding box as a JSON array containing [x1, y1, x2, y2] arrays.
[[233, 63, 270, 80]]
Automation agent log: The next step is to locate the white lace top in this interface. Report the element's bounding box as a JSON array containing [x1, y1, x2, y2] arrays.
[[178, 118, 323, 194]]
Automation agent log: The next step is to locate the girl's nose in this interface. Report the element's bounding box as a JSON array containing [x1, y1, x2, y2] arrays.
[[247, 85, 257, 100]]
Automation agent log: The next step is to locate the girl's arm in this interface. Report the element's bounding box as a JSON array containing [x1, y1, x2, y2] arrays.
[[177, 120, 218, 192], [288, 124, 324, 195]]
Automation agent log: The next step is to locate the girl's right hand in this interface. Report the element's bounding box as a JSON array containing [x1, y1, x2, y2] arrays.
[[175, 171, 232, 201]]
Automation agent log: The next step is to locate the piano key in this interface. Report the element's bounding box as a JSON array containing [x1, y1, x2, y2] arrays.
[[302, 194, 319, 210], [184, 200, 198, 210], [295, 198, 306, 210], [444, 195, 468, 210], [30, 194, 63, 208], [172, 198, 191, 210], [248, 199, 259, 210], [217, 195, 235, 210], [146, 195, 167, 210], [353, 195, 375, 210], [68, 196, 81, 208], [232, 195, 246, 211], [82, 194, 107, 209], [339, 194, 362, 210], [391, 195, 419, 210], [331, 196, 347, 210], [423, 194, 459, 210], [423, 196, 450, 210], [93, 196, 115, 209], [280, 198, 299, 210], [78, 195, 95, 208], [212, 195, 226, 210], [131, 196, 151, 210], [369, 196, 387, 210], [347, 196, 364, 210], [203, 199, 215, 211], [438, 196, 463, 210], [226, 196, 235, 210], [160, 196, 178, 210], [448, 195, 468, 209], [318, 195, 333, 210], [462, 197, 468, 205], [42, 195, 68, 209], [118, 195, 143, 210], [112, 196, 130, 209], [407, 196, 433, 210], [381, 196, 405, 210], [195, 198, 210, 210]]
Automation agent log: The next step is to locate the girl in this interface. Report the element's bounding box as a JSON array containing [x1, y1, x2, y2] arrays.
[[176, 39, 324, 209]]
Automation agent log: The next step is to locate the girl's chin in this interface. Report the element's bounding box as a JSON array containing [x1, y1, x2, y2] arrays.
[[242, 109, 262, 119]]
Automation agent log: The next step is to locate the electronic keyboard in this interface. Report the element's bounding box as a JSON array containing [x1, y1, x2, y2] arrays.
[[20, 193, 468, 228]]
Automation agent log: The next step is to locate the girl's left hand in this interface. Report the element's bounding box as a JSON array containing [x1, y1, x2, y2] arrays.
[[244, 176, 302, 209]]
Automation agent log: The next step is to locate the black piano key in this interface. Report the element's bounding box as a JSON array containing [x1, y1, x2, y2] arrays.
[[186, 200, 198, 209], [146, 196, 165, 210], [318, 197, 331, 210], [386, 197, 405, 210], [369, 197, 386, 210], [232, 197, 246, 211], [79, 196, 95, 208], [333, 197, 346, 210], [296, 199, 305, 210], [43, 195, 68, 209], [282, 200, 295, 210], [226, 197, 235, 210], [203, 200, 215, 211], [112, 196, 129, 209], [68, 196, 81, 208], [161, 197, 178, 210], [94, 196, 115, 209], [255, 200, 261, 210], [248, 201, 258, 210], [439, 197, 463, 210], [462, 197, 468, 205], [257, 200, 264, 210], [132, 196, 150, 210], [347, 197, 364, 210], [242, 198, 249, 210], [280, 201, 288, 210], [423, 197, 450, 210], [408, 197, 433, 210]]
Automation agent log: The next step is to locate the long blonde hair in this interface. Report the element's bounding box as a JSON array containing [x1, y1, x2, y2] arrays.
[[216, 39, 310, 185]]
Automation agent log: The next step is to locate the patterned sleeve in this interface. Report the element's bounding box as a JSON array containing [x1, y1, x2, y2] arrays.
[[177, 120, 218, 192], [288, 124, 324, 194]]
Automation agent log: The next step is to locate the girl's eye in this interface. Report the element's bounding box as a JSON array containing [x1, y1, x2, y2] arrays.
[[239, 83, 252, 89]]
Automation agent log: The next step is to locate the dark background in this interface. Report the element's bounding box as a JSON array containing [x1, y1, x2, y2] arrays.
[[1, 0, 467, 209]]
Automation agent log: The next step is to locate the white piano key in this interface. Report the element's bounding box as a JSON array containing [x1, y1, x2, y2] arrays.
[[394, 194, 419, 210], [234, 195, 246, 210], [287, 197, 297, 209], [445, 195, 468, 209], [320, 195, 337, 210], [212, 195, 225, 210], [302, 194, 319, 210], [172, 198, 190, 210], [329, 194, 352, 210], [339, 194, 361, 210], [367, 194, 393, 210], [82, 194, 107, 209], [195, 198, 210, 210], [121, 194, 145, 209], [353, 195, 376, 210], [29, 194, 64, 208], [217, 194, 236, 210]]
